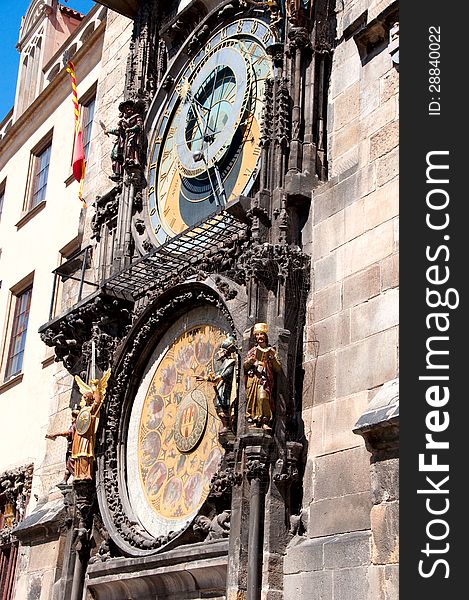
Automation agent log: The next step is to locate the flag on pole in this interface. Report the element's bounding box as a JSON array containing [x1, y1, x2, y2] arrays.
[[65, 60, 86, 206]]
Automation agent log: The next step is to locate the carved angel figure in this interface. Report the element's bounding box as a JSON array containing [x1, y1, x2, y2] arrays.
[[71, 369, 111, 481]]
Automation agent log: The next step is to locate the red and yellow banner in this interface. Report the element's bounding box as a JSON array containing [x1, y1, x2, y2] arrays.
[[65, 61, 86, 206]]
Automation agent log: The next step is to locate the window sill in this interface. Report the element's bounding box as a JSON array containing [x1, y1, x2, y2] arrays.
[[64, 173, 75, 187], [41, 354, 55, 369], [0, 373, 23, 394], [15, 200, 46, 230]]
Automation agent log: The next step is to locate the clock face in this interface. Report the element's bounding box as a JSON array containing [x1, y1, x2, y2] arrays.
[[126, 314, 233, 539], [147, 18, 275, 245]]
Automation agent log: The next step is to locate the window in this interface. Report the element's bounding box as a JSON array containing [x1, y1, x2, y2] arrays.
[[0, 184, 4, 222], [82, 95, 96, 162], [29, 142, 51, 209], [4, 286, 32, 380]]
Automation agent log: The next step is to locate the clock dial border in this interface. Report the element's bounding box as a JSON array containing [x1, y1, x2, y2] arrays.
[[126, 306, 234, 540], [145, 17, 276, 247]]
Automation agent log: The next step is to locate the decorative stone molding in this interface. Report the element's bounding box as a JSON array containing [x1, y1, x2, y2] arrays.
[[353, 378, 399, 461], [39, 290, 133, 374]]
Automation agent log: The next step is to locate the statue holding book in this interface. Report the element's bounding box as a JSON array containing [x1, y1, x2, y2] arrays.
[[243, 323, 281, 431]]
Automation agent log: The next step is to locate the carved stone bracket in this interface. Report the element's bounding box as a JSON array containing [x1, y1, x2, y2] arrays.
[[273, 441, 303, 485], [242, 432, 274, 483], [91, 186, 121, 240], [39, 291, 133, 374], [209, 467, 242, 501], [0, 463, 33, 546], [238, 242, 310, 288]]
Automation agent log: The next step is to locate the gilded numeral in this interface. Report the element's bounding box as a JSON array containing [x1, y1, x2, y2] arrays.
[[164, 204, 172, 216], [148, 186, 155, 195], [150, 207, 156, 216], [149, 162, 158, 170], [159, 171, 169, 184], [237, 20, 243, 34], [220, 27, 228, 40], [250, 21, 258, 34], [154, 224, 161, 234], [161, 149, 172, 162], [167, 127, 176, 139], [153, 137, 162, 146], [169, 216, 176, 227], [262, 30, 271, 43], [204, 41, 211, 54]]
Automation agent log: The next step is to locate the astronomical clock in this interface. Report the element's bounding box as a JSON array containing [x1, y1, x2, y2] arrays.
[[92, 13, 280, 557], [144, 17, 275, 246], [126, 312, 231, 540]]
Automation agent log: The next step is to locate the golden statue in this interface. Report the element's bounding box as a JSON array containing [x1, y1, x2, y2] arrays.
[[72, 369, 111, 481], [244, 323, 281, 431]]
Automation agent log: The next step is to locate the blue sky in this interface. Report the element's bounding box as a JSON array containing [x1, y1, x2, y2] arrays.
[[0, 1, 96, 122]]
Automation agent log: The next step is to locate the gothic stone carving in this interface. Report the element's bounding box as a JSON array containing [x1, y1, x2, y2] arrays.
[[40, 293, 133, 374]]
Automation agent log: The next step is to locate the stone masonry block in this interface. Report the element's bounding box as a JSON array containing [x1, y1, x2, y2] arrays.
[[332, 120, 360, 160], [284, 538, 324, 574], [331, 146, 360, 180], [343, 265, 381, 308], [334, 82, 360, 131], [339, 220, 394, 278], [342, 0, 368, 33], [312, 283, 342, 322], [350, 287, 399, 342], [380, 67, 399, 104], [360, 78, 380, 118], [371, 501, 399, 564], [311, 311, 351, 356], [376, 147, 399, 186], [380, 252, 399, 291], [368, 0, 398, 22], [336, 328, 398, 397], [331, 55, 361, 99], [370, 121, 399, 162], [334, 566, 369, 600], [361, 97, 396, 138], [308, 492, 372, 537], [356, 162, 378, 201], [28, 540, 61, 571], [314, 253, 338, 291], [363, 47, 392, 88], [313, 210, 345, 260], [312, 352, 336, 406], [383, 564, 399, 599], [364, 177, 398, 230], [302, 361, 316, 409], [284, 570, 332, 600], [370, 457, 399, 504], [323, 391, 369, 453], [308, 404, 325, 459], [344, 197, 365, 243], [324, 531, 371, 569], [313, 170, 358, 224], [314, 446, 371, 500]]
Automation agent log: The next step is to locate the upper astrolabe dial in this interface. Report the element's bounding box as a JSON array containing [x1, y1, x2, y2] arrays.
[[146, 18, 275, 246]]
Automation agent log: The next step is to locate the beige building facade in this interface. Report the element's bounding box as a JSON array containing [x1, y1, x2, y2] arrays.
[[0, 1, 398, 599]]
